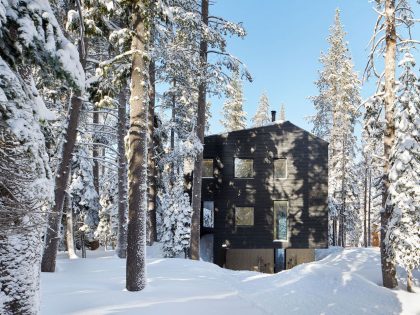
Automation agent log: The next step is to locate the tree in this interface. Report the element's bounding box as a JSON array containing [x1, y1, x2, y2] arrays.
[[386, 48, 420, 292], [125, 0, 151, 292], [365, 0, 416, 289], [252, 92, 270, 127], [220, 69, 247, 131], [0, 0, 84, 312], [309, 9, 361, 247]]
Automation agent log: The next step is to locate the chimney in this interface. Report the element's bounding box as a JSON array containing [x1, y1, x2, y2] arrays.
[[271, 110, 276, 122]]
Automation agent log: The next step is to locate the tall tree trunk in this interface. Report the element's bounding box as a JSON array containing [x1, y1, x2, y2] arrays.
[[126, 3, 149, 291], [92, 108, 100, 194], [332, 218, 337, 246], [407, 269, 414, 293], [147, 60, 157, 245], [189, 0, 208, 260], [65, 190, 77, 259], [116, 87, 128, 258], [381, 0, 398, 289], [368, 169, 372, 246], [363, 162, 368, 247], [41, 91, 83, 272]]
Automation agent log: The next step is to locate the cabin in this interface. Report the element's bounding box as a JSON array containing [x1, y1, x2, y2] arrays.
[[200, 113, 329, 273]]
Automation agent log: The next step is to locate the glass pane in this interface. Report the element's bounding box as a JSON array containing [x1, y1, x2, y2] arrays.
[[202, 159, 213, 177], [203, 201, 214, 228], [236, 207, 254, 226], [234, 158, 253, 178], [274, 159, 287, 178], [274, 201, 288, 240]]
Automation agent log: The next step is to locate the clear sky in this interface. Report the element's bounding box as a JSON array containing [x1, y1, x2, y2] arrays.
[[208, 0, 420, 135]]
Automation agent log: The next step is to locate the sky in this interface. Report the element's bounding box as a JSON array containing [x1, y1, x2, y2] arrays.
[[208, 0, 420, 135]]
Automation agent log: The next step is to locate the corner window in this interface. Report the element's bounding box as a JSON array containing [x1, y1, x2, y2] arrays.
[[202, 159, 213, 178], [274, 158, 287, 179], [203, 201, 214, 228], [235, 207, 254, 226], [274, 201, 288, 241], [234, 158, 253, 178]]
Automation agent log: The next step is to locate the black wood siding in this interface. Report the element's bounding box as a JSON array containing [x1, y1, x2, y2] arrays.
[[201, 121, 329, 266]]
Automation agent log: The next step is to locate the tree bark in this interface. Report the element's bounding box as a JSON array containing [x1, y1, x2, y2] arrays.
[[65, 190, 77, 259], [407, 269, 414, 293], [189, 0, 208, 260], [116, 87, 128, 258], [381, 0, 398, 289], [126, 2, 149, 291], [92, 108, 100, 194], [363, 162, 368, 247], [368, 169, 372, 246], [147, 60, 157, 246], [41, 90, 83, 272]]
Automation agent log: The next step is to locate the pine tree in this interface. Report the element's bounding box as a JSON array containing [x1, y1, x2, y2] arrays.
[[310, 9, 361, 247], [0, 0, 84, 312], [221, 69, 247, 131], [252, 92, 270, 127], [365, 0, 415, 289], [386, 48, 420, 292]]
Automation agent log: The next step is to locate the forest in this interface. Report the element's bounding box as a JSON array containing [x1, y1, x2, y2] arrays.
[[0, 0, 419, 314]]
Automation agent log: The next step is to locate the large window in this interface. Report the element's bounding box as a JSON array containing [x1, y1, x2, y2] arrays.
[[274, 158, 287, 179], [235, 207, 254, 226], [234, 158, 253, 178], [203, 201, 214, 228], [274, 201, 288, 241], [202, 159, 213, 178]]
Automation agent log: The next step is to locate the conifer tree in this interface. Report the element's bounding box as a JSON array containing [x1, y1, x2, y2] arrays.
[[309, 9, 361, 246], [386, 48, 420, 292], [252, 92, 270, 127], [0, 0, 84, 312], [221, 69, 247, 131]]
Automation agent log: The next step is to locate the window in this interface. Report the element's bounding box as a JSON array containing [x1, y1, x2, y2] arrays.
[[274, 201, 288, 241], [235, 207, 254, 226], [203, 201, 214, 228], [274, 158, 287, 179], [234, 158, 253, 178], [202, 159, 213, 178]]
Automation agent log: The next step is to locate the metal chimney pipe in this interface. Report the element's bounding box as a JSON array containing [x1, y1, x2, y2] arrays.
[[271, 110, 276, 122]]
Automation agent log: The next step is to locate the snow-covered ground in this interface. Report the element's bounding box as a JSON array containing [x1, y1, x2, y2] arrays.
[[41, 247, 420, 315]]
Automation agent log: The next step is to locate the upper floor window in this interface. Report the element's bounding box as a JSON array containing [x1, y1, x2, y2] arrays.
[[236, 206, 254, 226], [202, 159, 213, 178], [234, 158, 254, 178], [203, 201, 214, 228], [274, 158, 287, 179], [274, 200, 288, 241]]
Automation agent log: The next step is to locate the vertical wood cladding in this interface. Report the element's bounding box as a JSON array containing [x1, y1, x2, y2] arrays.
[[201, 121, 329, 267]]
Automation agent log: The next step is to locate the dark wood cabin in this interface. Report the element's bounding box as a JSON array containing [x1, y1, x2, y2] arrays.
[[200, 119, 328, 273]]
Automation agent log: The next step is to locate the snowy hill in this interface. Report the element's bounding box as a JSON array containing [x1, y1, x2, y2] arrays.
[[41, 247, 420, 315]]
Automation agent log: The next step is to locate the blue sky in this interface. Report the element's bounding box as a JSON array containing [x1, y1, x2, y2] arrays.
[[208, 0, 420, 135]]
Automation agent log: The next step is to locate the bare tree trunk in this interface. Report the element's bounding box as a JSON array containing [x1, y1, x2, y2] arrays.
[[363, 163, 368, 247], [381, 0, 398, 289], [332, 218, 337, 246], [189, 0, 208, 260], [407, 269, 415, 293], [368, 169, 372, 246], [65, 190, 77, 259], [41, 90, 83, 272], [126, 4, 149, 291], [147, 60, 157, 246], [92, 108, 100, 194], [116, 87, 128, 258]]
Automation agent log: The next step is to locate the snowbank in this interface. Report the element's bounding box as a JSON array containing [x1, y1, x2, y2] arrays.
[[40, 247, 419, 315]]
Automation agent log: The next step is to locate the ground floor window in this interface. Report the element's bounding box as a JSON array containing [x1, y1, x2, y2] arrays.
[[203, 201, 214, 228], [274, 200, 288, 241]]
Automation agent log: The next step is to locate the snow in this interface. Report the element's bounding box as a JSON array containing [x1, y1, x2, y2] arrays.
[[40, 247, 420, 315]]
